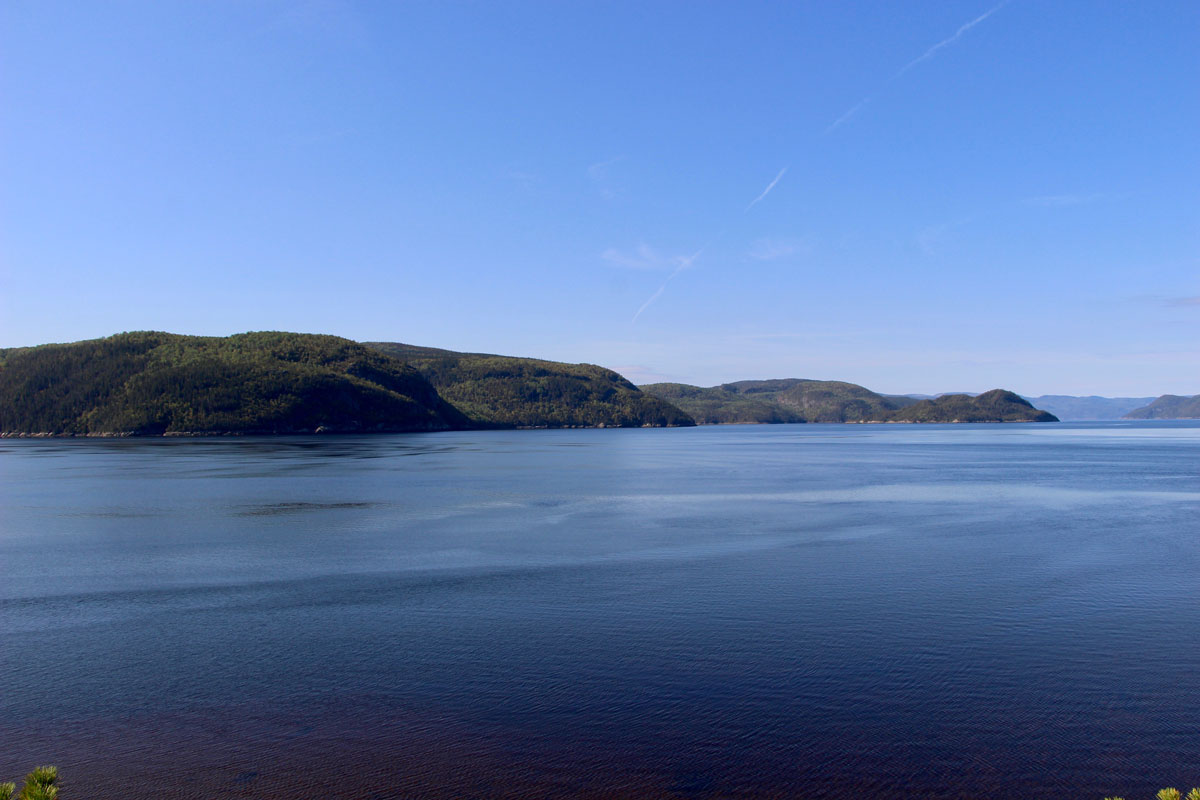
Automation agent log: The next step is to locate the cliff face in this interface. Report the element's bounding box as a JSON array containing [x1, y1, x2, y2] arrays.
[[0, 332, 469, 436]]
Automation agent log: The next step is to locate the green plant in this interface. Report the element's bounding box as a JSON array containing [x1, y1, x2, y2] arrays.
[[0, 766, 57, 800], [1105, 789, 1200, 800]]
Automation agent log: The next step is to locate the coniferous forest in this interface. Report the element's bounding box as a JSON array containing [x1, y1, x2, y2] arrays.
[[0, 331, 1063, 436]]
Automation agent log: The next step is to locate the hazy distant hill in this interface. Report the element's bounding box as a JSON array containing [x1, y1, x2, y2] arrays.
[[0, 332, 468, 436], [1023, 395, 1156, 420], [641, 381, 1056, 424], [366, 342, 694, 428], [1123, 394, 1200, 419]]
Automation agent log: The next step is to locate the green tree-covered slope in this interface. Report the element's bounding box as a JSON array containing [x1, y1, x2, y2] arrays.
[[366, 342, 694, 428], [0, 332, 468, 436], [1123, 394, 1200, 419], [636, 382, 807, 424], [889, 389, 1057, 422], [641, 378, 902, 423], [641, 381, 1057, 423]]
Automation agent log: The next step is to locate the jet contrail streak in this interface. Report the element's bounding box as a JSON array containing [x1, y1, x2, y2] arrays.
[[890, 0, 1011, 83], [824, 97, 872, 135], [630, 241, 715, 323], [826, 0, 1012, 134], [745, 166, 789, 211], [632, 163, 789, 321]]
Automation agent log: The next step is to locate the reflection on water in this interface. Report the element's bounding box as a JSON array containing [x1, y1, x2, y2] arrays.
[[1, 422, 1198, 799]]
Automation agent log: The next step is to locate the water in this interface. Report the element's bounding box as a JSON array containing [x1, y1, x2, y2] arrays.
[[1, 423, 1198, 798]]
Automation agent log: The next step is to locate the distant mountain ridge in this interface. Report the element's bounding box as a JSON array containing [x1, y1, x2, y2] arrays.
[[1123, 394, 1200, 419], [640, 380, 1056, 424], [1023, 395, 1157, 421]]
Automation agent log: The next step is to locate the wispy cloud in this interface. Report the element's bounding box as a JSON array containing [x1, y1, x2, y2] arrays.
[[1166, 296, 1200, 308], [587, 155, 625, 198], [629, 163, 789, 322], [748, 237, 809, 261], [826, 0, 1011, 134], [745, 167, 789, 211], [631, 245, 708, 323], [602, 243, 694, 271], [503, 167, 538, 190], [1024, 192, 1118, 207]]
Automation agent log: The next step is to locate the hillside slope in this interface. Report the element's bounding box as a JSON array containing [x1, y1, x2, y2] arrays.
[[890, 390, 1058, 422], [642, 379, 900, 424], [635, 382, 806, 424], [1123, 394, 1200, 419], [366, 342, 694, 428], [0, 332, 468, 436], [641, 381, 1057, 424]]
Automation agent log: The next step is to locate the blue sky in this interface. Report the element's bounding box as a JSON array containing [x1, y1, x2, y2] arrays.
[[2, 1, 1196, 395]]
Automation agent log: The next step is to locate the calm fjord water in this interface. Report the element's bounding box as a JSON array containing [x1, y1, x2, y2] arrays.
[[2, 423, 1198, 799]]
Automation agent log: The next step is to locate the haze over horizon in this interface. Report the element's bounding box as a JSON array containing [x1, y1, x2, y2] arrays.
[[2, 1, 1196, 396]]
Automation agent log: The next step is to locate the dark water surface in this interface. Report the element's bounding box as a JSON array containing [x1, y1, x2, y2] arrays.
[[2, 423, 1198, 798]]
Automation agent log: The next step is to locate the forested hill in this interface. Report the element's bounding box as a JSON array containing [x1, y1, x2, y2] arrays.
[[365, 342, 694, 428], [0, 332, 1061, 434], [0, 332, 469, 436], [640, 380, 1057, 424], [889, 390, 1058, 422], [1123, 394, 1200, 419], [641, 379, 898, 424]]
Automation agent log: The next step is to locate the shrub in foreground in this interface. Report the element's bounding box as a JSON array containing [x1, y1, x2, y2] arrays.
[[0, 766, 57, 800]]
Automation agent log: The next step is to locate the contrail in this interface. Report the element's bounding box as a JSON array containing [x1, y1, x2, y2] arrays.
[[632, 3, 1013, 322], [631, 283, 669, 324], [890, 0, 1011, 83], [632, 161, 790, 322], [826, 0, 1012, 134], [824, 97, 872, 135], [631, 243, 712, 323], [745, 166, 789, 211]]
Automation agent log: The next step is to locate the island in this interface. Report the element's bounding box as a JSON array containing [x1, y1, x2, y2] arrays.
[[640, 380, 1057, 424]]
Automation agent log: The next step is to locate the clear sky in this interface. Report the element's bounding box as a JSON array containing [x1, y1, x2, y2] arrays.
[[2, 1, 1197, 395]]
